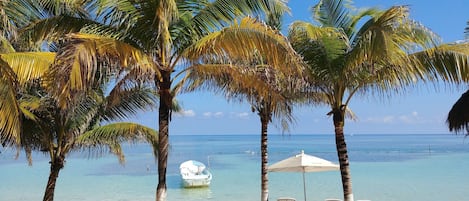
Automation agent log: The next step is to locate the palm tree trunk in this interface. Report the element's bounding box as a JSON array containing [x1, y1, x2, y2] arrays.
[[43, 155, 65, 201], [260, 114, 269, 201], [332, 108, 354, 201], [156, 71, 171, 201]]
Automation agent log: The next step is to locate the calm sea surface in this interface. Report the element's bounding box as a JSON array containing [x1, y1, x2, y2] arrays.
[[1, 134, 468, 201]]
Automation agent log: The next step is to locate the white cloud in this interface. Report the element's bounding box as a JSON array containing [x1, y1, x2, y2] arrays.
[[203, 111, 224, 118], [398, 111, 419, 124], [382, 115, 395, 123], [236, 112, 249, 119], [364, 111, 421, 124], [175, 109, 196, 117], [214, 112, 224, 118], [192, 111, 250, 119], [364, 115, 395, 123]]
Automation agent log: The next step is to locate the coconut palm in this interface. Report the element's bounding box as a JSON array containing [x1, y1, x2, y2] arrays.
[[27, 79, 158, 201], [185, 4, 308, 200], [188, 61, 306, 200], [18, 1, 303, 200], [1, 51, 159, 201], [286, 1, 469, 200], [0, 0, 101, 146], [0, 3, 159, 200]]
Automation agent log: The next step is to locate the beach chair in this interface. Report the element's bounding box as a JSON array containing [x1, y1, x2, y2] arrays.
[[277, 197, 296, 201]]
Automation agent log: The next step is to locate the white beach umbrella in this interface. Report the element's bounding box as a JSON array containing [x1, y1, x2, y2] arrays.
[[268, 150, 340, 201]]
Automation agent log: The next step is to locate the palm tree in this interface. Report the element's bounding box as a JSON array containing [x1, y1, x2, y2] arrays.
[[0, 0, 101, 146], [18, 1, 303, 200], [286, 1, 468, 200], [188, 61, 305, 201], [0, 3, 159, 200], [1, 51, 159, 201], [185, 4, 308, 200]]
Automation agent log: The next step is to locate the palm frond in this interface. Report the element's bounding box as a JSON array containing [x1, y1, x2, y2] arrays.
[[288, 21, 348, 83], [192, 0, 285, 32], [93, 0, 141, 27], [45, 33, 157, 109], [3, 0, 52, 40], [188, 64, 286, 102], [0, 52, 55, 85], [19, 15, 98, 49], [264, 0, 290, 30], [185, 17, 304, 75], [104, 87, 158, 121], [76, 122, 158, 164], [413, 41, 469, 83], [342, 6, 441, 93], [313, 0, 354, 35], [348, 7, 382, 39], [39, 0, 90, 17], [0, 59, 21, 145], [0, 35, 16, 53]]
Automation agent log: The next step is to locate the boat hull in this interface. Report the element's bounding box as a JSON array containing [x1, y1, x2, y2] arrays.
[[181, 176, 211, 188], [180, 160, 212, 188]]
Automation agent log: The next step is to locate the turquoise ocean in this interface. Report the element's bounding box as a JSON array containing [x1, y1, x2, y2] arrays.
[[1, 134, 468, 201]]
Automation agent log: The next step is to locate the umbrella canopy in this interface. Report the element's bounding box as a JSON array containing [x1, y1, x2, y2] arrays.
[[269, 150, 339, 172], [268, 150, 339, 201]]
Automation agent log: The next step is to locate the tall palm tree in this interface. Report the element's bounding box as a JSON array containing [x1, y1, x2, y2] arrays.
[[18, 1, 302, 200], [187, 62, 304, 201], [286, 1, 469, 200], [0, 0, 101, 146], [0, 3, 159, 200], [185, 4, 307, 200]]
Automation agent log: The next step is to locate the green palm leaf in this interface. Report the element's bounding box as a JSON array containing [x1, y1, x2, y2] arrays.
[[0, 59, 21, 145], [185, 17, 304, 74], [45, 33, 157, 109], [413, 42, 469, 83], [104, 87, 158, 121], [0, 52, 55, 85], [313, 0, 354, 35], [76, 122, 158, 164]]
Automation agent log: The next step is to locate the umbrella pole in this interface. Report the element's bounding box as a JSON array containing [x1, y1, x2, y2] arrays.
[[302, 171, 306, 201]]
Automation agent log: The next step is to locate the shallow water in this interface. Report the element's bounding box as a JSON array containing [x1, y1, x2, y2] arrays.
[[1, 134, 468, 201]]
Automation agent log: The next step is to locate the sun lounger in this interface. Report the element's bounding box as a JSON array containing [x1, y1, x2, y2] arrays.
[[277, 197, 296, 201]]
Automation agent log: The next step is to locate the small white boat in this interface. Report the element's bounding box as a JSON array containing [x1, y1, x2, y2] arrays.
[[179, 160, 212, 188]]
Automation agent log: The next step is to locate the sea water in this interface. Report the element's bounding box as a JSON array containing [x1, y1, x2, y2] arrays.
[[0, 134, 468, 201]]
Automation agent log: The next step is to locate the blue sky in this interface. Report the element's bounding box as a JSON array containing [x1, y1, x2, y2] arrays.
[[136, 0, 469, 135]]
